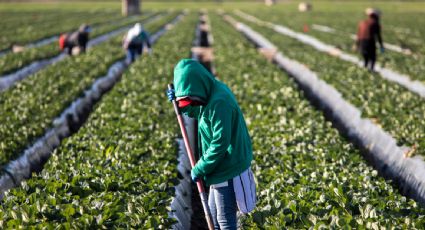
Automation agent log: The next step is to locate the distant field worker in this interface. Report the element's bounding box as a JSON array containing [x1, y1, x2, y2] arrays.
[[356, 8, 384, 71], [59, 24, 91, 55], [167, 59, 257, 229], [122, 23, 151, 65]]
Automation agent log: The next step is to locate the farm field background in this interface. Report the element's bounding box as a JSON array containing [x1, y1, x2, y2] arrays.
[[0, 0, 424, 228]]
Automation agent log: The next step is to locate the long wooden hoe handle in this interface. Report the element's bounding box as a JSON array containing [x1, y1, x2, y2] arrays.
[[168, 84, 214, 230]]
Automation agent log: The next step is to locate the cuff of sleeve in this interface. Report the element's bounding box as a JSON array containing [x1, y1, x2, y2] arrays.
[[192, 163, 204, 178]]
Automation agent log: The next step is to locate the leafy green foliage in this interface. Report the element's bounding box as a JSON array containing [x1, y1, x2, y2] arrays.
[[242, 8, 425, 83], [1, 4, 424, 228], [233, 13, 425, 157], [0, 12, 178, 168], [0, 13, 197, 227], [0, 10, 123, 51], [210, 13, 425, 228], [0, 13, 155, 76]]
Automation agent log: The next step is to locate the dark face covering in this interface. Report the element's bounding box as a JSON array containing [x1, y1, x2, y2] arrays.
[[178, 97, 206, 119], [180, 105, 201, 118]]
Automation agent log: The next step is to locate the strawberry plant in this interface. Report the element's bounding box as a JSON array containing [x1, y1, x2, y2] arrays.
[[233, 12, 425, 157], [0, 13, 155, 76], [0, 13, 198, 228], [0, 9, 125, 51], [241, 9, 425, 83], [210, 13, 425, 228], [0, 12, 180, 168], [1, 3, 424, 228]]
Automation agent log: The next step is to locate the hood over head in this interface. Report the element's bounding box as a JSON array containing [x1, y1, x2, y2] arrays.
[[173, 59, 215, 102], [126, 23, 143, 42], [134, 23, 143, 34]]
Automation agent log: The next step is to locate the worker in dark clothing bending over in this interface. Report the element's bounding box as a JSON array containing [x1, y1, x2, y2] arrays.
[[356, 8, 384, 72], [122, 23, 151, 65], [59, 24, 91, 55]]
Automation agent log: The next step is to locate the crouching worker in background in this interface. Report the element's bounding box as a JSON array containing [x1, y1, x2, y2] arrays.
[[167, 59, 257, 229], [59, 24, 91, 55], [122, 23, 152, 65]]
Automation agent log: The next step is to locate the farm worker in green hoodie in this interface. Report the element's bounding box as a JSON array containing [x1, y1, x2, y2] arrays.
[[167, 59, 256, 229]]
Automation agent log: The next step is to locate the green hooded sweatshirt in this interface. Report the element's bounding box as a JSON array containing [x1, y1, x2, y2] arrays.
[[173, 59, 253, 186]]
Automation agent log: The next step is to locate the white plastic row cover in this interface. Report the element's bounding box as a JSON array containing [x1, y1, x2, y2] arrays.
[[0, 13, 166, 92], [227, 14, 425, 206], [234, 10, 425, 99], [0, 14, 185, 199]]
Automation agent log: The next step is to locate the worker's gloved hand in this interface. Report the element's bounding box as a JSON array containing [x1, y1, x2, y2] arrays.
[[191, 170, 199, 182], [380, 47, 385, 53], [167, 89, 176, 101]]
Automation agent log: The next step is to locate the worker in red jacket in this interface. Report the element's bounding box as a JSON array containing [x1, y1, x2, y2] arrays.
[[59, 24, 91, 55], [356, 8, 384, 72]]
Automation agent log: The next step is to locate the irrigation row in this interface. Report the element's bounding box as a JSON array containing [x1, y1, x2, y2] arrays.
[[234, 10, 425, 99], [170, 12, 213, 230], [0, 13, 164, 92], [311, 24, 413, 55], [0, 13, 185, 199], [0, 13, 148, 58], [224, 14, 425, 207]]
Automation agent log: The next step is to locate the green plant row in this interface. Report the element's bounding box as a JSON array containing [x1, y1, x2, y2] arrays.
[[0, 12, 179, 169], [90, 12, 155, 38], [242, 9, 425, 83], [209, 13, 425, 228], [0, 9, 117, 26], [0, 12, 155, 76], [232, 13, 425, 158], [237, 3, 425, 52], [0, 13, 198, 228], [0, 10, 125, 51]]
